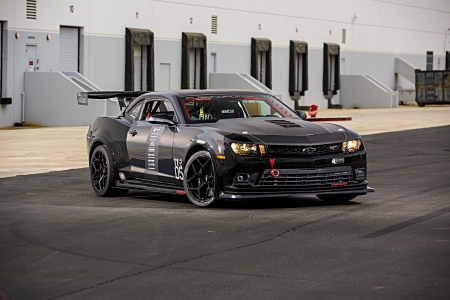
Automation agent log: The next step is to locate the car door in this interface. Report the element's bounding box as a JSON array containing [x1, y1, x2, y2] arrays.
[[125, 99, 152, 180], [126, 97, 178, 184], [149, 99, 180, 185]]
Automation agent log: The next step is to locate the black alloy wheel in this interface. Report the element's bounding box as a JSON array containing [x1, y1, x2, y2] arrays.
[[90, 145, 128, 197], [183, 150, 217, 207], [317, 194, 357, 202]]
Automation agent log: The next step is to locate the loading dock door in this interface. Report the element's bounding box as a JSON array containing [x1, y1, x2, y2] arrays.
[[181, 32, 207, 89], [257, 51, 267, 85], [189, 48, 201, 89], [289, 40, 308, 100], [323, 43, 340, 96], [0, 22, 3, 96], [133, 44, 148, 91], [125, 28, 154, 91], [446, 51, 449, 70], [59, 26, 79, 72], [251, 38, 272, 89], [133, 44, 142, 90]]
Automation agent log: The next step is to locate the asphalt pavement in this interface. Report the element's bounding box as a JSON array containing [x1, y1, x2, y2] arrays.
[[0, 125, 449, 299]]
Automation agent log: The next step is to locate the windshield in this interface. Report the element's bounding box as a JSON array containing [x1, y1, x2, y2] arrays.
[[179, 94, 299, 123]]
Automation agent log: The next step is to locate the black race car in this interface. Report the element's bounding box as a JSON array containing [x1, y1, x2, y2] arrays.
[[78, 89, 374, 207]]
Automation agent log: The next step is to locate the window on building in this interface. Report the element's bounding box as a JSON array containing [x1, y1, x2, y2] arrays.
[[289, 40, 308, 101], [210, 53, 217, 74], [125, 28, 155, 91], [426, 51, 433, 71], [181, 32, 207, 89], [251, 38, 272, 89]]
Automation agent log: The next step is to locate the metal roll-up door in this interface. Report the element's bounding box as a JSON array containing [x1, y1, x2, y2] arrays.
[[181, 32, 207, 89], [59, 27, 79, 72], [133, 44, 142, 91], [251, 38, 272, 89], [0, 22, 3, 96], [189, 48, 201, 89], [289, 40, 308, 100], [445, 51, 449, 70], [125, 28, 154, 91], [323, 42, 340, 96]]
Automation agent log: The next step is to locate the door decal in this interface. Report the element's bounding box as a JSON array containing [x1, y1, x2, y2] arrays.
[[146, 126, 164, 171]]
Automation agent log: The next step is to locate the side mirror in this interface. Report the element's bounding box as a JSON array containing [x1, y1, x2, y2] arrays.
[[147, 116, 176, 126], [295, 110, 307, 120]]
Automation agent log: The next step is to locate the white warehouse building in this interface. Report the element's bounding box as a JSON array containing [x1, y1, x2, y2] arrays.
[[0, 0, 449, 127]]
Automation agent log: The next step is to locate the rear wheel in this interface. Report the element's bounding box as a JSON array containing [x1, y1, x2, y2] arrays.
[[183, 150, 218, 207], [317, 194, 357, 202], [90, 145, 128, 197]]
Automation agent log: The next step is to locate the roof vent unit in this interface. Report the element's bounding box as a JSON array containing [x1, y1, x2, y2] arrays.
[[26, 0, 37, 20], [211, 15, 218, 34]]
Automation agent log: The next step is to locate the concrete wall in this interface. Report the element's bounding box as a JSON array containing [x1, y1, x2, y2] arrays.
[[341, 75, 398, 108], [24, 72, 120, 126], [1, 0, 450, 127]]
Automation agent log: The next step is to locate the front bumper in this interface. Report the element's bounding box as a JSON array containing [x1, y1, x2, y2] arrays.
[[217, 150, 373, 199]]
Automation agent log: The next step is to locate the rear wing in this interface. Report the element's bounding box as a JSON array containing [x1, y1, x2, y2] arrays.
[[77, 91, 148, 110]]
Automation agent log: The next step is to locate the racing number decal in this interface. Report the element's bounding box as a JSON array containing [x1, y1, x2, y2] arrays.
[[174, 159, 184, 180]]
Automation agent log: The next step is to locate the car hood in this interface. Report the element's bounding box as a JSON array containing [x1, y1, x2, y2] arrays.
[[200, 118, 349, 145]]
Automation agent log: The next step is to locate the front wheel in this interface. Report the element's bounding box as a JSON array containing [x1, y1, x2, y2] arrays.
[[183, 150, 218, 207], [317, 194, 357, 202], [90, 145, 128, 197]]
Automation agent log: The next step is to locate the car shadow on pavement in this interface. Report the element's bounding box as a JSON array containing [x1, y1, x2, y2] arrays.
[[126, 191, 361, 210]]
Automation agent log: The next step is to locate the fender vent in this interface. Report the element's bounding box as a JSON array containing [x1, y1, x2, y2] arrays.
[[265, 120, 303, 128]]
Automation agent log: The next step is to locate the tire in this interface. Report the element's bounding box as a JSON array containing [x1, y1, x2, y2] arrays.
[[317, 194, 357, 202], [90, 145, 128, 197], [183, 150, 218, 207]]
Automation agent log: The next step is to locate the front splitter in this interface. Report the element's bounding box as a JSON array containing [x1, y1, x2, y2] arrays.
[[219, 187, 375, 199]]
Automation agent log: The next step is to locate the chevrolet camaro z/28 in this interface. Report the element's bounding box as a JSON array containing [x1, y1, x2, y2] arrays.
[[77, 89, 374, 207]]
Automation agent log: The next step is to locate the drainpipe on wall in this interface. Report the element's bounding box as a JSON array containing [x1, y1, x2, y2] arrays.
[[22, 92, 25, 124], [13, 93, 25, 127]]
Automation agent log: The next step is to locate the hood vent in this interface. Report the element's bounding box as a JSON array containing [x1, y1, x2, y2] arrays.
[[265, 120, 303, 128]]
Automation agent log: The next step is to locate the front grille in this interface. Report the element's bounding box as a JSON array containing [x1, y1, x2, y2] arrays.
[[260, 169, 353, 187], [268, 143, 342, 156]]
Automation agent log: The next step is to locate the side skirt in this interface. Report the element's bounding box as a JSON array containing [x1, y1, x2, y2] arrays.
[[115, 180, 184, 195]]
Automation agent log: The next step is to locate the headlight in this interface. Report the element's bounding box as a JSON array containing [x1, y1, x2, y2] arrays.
[[230, 143, 266, 156], [342, 139, 362, 153]]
